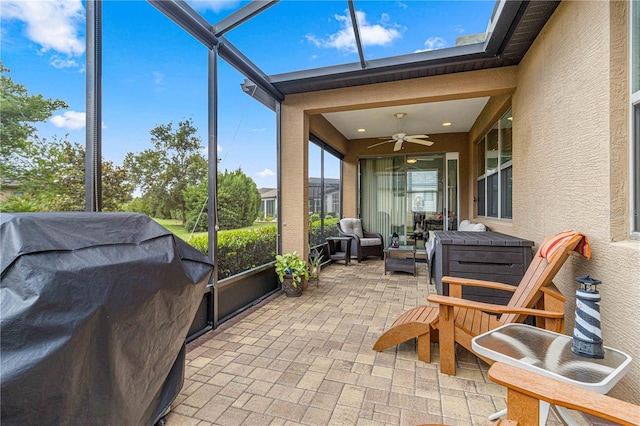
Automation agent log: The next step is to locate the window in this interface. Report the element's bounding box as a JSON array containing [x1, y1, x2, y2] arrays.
[[477, 108, 513, 219], [308, 136, 343, 247], [476, 138, 486, 216], [632, 0, 640, 237]]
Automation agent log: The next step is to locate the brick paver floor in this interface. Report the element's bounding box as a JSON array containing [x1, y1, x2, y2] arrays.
[[166, 259, 564, 426]]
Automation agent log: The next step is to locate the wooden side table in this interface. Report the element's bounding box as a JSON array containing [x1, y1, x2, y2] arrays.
[[383, 244, 416, 276], [326, 236, 352, 266]]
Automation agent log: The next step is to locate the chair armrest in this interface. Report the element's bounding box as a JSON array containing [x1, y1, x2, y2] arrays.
[[441, 276, 518, 293], [338, 231, 360, 241], [488, 363, 640, 426], [363, 231, 383, 240], [540, 283, 566, 303], [426, 295, 564, 318]]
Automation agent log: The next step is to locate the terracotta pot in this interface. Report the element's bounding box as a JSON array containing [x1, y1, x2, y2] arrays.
[[282, 275, 302, 297]]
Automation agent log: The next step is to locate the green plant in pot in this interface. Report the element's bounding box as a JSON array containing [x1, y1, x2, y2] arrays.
[[275, 251, 309, 297], [308, 247, 327, 285]]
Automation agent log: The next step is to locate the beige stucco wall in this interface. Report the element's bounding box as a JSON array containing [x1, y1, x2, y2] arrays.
[[502, 0, 639, 403]]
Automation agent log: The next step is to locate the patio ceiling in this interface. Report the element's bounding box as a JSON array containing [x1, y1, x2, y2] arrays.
[[150, 0, 559, 143], [322, 97, 491, 141]]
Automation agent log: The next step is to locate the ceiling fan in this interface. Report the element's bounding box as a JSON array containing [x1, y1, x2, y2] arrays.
[[367, 112, 433, 151]]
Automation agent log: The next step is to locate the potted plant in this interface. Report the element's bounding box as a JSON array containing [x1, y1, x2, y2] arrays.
[[275, 251, 309, 297], [308, 248, 326, 286]]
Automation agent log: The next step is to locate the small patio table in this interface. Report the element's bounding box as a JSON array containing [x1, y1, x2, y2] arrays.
[[326, 236, 352, 266], [472, 323, 632, 426], [383, 244, 416, 276]]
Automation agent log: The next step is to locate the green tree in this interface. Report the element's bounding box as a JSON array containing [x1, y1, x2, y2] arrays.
[[218, 168, 261, 229], [0, 137, 133, 212], [183, 168, 261, 232], [125, 119, 206, 222], [0, 62, 68, 184], [183, 181, 208, 233]]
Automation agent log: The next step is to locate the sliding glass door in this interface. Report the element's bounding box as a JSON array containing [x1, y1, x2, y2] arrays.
[[446, 153, 459, 230], [360, 153, 458, 245], [360, 157, 405, 246]]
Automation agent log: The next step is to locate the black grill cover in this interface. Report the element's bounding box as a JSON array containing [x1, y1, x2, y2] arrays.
[[0, 213, 213, 425]]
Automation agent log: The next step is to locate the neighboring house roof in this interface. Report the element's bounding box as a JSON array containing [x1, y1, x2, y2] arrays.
[[258, 188, 277, 200]]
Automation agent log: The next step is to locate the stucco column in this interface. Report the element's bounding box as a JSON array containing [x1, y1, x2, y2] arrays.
[[342, 152, 358, 218], [280, 103, 309, 259]]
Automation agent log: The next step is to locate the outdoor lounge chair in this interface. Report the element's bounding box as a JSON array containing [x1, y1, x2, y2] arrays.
[[487, 362, 640, 426], [373, 231, 591, 375], [337, 218, 384, 262]]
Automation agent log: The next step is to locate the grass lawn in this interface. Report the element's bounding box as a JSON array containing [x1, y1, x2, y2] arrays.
[[153, 218, 276, 242]]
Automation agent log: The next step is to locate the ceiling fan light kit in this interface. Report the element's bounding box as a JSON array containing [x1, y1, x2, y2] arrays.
[[367, 112, 434, 151]]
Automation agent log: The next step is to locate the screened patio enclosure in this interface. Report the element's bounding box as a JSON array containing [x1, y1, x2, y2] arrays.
[[16, 0, 640, 408], [80, 0, 560, 337]]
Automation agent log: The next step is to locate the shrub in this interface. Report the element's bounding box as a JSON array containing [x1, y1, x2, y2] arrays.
[[189, 225, 277, 280], [308, 216, 340, 247], [0, 194, 41, 212]]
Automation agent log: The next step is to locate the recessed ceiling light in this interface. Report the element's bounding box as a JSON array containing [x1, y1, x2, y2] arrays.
[[357, 128, 366, 133], [442, 122, 452, 127]]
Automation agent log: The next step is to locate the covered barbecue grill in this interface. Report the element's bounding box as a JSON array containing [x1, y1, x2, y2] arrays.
[[0, 212, 214, 425]]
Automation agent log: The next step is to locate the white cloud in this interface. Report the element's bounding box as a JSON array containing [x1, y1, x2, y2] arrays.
[[1, 0, 85, 56], [252, 128, 266, 133], [153, 71, 164, 85], [187, 0, 240, 13], [50, 55, 79, 69], [257, 168, 275, 178], [452, 25, 465, 35], [152, 71, 165, 92], [414, 37, 448, 53], [306, 10, 401, 53], [50, 111, 85, 130]]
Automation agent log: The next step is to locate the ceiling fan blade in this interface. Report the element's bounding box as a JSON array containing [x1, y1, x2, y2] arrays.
[[406, 134, 429, 139], [405, 137, 434, 146], [393, 140, 403, 151], [367, 140, 393, 148]]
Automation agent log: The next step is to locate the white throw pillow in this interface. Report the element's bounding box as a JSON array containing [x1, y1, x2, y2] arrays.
[[470, 223, 486, 232], [459, 220, 471, 231]]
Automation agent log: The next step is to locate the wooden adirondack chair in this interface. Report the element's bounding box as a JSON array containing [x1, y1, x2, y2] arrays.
[[373, 231, 590, 376], [488, 363, 640, 426]]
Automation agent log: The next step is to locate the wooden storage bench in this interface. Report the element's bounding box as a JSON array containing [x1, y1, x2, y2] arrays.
[[434, 231, 534, 305]]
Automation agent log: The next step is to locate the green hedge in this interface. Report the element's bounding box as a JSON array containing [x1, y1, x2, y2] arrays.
[[309, 216, 340, 247], [189, 225, 277, 280]]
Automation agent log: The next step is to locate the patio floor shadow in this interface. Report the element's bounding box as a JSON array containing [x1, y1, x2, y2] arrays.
[[166, 259, 567, 426]]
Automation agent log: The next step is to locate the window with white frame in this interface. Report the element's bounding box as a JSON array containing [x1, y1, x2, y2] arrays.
[[477, 108, 513, 219], [632, 0, 640, 237]]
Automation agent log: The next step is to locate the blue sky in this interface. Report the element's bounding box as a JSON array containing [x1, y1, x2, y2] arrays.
[[1, 0, 495, 189]]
